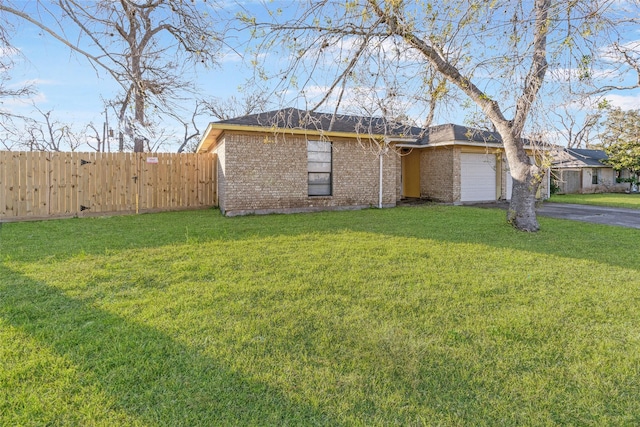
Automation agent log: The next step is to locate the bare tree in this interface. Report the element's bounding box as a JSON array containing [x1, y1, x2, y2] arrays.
[[0, 19, 34, 103], [543, 3, 640, 150], [584, 37, 640, 95], [175, 100, 206, 153], [203, 92, 271, 121], [0, 19, 35, 143], [85, 122, 108, 152], [0, 49, 33, 104], [19, 107, 83, 151], [244, 0, 640, 231], [0, 120, 21, 150], [173, 91, 272, 153], [549, 99, 608, 149], [0, 0, 225, 152]]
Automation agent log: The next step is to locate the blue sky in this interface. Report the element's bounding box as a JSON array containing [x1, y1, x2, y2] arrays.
[[3, 8, 251, 150], [2, 1, 640, 151], [2, 0, 258, 151]]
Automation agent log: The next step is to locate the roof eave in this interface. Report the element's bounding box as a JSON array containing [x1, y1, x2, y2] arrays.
[[196, 123, 415, 152], [400, 140, 539, 150], [196, 123, 221, 153]]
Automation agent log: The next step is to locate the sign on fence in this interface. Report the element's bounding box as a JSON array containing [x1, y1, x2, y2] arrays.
[[0, 151, 217, 221]]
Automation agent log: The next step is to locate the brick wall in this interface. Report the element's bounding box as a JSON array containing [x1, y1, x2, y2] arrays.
[[395, 154, 402, 201], [214, 131, 397, 215], [420, 147, 459, 203], [452, 147, 462, 201]]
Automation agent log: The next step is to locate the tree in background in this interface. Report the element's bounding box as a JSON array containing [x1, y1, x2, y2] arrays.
[[545, 2, 640, 152], [550, 99, 610, 149], [0, 21, 33, 106], [601, 107, 640, 190], [0, 0, 224, 152], [20, 107, 84, 151], [203, 92, 271, 122], [0, 20, 35, 147], [173, 91, 272, 153], [244, 0, 640, 231]]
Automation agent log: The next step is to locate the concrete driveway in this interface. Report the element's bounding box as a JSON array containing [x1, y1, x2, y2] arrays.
[[537, 203, 640, 229]]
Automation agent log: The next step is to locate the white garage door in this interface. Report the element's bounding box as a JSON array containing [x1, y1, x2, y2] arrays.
[[460, 153, 497, 202]]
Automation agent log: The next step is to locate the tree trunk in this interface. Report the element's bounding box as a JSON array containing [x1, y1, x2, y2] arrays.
[[495, 123, 542, 232], [133, 137, 144, 152], [507, 171, 540, 232]]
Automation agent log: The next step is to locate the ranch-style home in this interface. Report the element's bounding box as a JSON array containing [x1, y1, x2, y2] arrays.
[[551, 148, 630, 194], [196, 108, 549, 216]]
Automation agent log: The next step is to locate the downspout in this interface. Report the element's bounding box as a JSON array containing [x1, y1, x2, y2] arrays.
[[379, 139, 389, 209], [546, 167, 551, 199], [379, 151, 383, 208]]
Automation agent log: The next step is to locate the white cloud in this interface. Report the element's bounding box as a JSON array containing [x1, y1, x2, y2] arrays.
[[219, 48, 247, 63], [2, 92, 48, 107], [599, 39, 640, 64], [603, 92, 640, 110], [18, 78, 58, 87]]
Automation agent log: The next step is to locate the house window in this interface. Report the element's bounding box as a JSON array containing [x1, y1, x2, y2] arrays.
[[308, 140, 332, 196], [592, 169, 599, 185]]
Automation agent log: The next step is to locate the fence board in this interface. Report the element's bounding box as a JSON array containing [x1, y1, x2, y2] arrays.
[[0, 152, 5, 216], [6, 153, 15, 215], [0, 151, 217, 221], [1, 153, 11, 216], [36, 152, 48, 216]]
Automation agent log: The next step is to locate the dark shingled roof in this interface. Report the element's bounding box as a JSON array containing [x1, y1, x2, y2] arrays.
[[568, 148, 608, 162], [553, 148, 610, 168], [206, 108, 544, 150], [214, 107, 423, 137], [414, 123, 535, 146]]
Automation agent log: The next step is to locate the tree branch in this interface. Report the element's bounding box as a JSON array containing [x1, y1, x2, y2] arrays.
[[0, 3, 127, 91]]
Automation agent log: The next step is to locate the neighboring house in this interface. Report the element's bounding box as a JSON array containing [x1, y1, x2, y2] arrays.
[[552, 148, 629, 194], [196, 108, 549, 216]]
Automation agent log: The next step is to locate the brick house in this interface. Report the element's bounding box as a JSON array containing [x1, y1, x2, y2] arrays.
[[397, 123, 549, 203], [196, 108, 548, 216]]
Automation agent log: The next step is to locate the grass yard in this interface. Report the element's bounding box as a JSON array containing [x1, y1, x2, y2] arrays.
[[1, 206, 639, 426], [550, 193, 640, 209]]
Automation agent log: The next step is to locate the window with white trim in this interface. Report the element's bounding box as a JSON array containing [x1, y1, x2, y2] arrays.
[[307, 140, 332, 196]]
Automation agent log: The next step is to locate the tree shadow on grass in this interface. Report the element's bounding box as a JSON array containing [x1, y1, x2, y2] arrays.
[[216, 205, 640, 272], [328, 206, 640, 272], [2, 206, 639, 272], [0, 265, 339, 426]]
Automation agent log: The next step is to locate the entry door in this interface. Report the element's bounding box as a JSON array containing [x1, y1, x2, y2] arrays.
[[402, 150, 421, 198]]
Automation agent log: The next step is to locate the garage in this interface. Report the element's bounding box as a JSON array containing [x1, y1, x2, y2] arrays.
[[460, 153, 497, 202]]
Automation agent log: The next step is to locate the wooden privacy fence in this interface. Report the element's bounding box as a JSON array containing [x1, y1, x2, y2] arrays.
[[0, 151, 217, 221]]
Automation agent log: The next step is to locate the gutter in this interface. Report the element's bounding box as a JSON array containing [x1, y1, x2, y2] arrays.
[[395, 140, 538, 150]]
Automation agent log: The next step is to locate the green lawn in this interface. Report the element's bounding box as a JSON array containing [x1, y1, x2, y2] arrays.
[[550, 193, 640, 209], [1, 207, 639, 426]]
